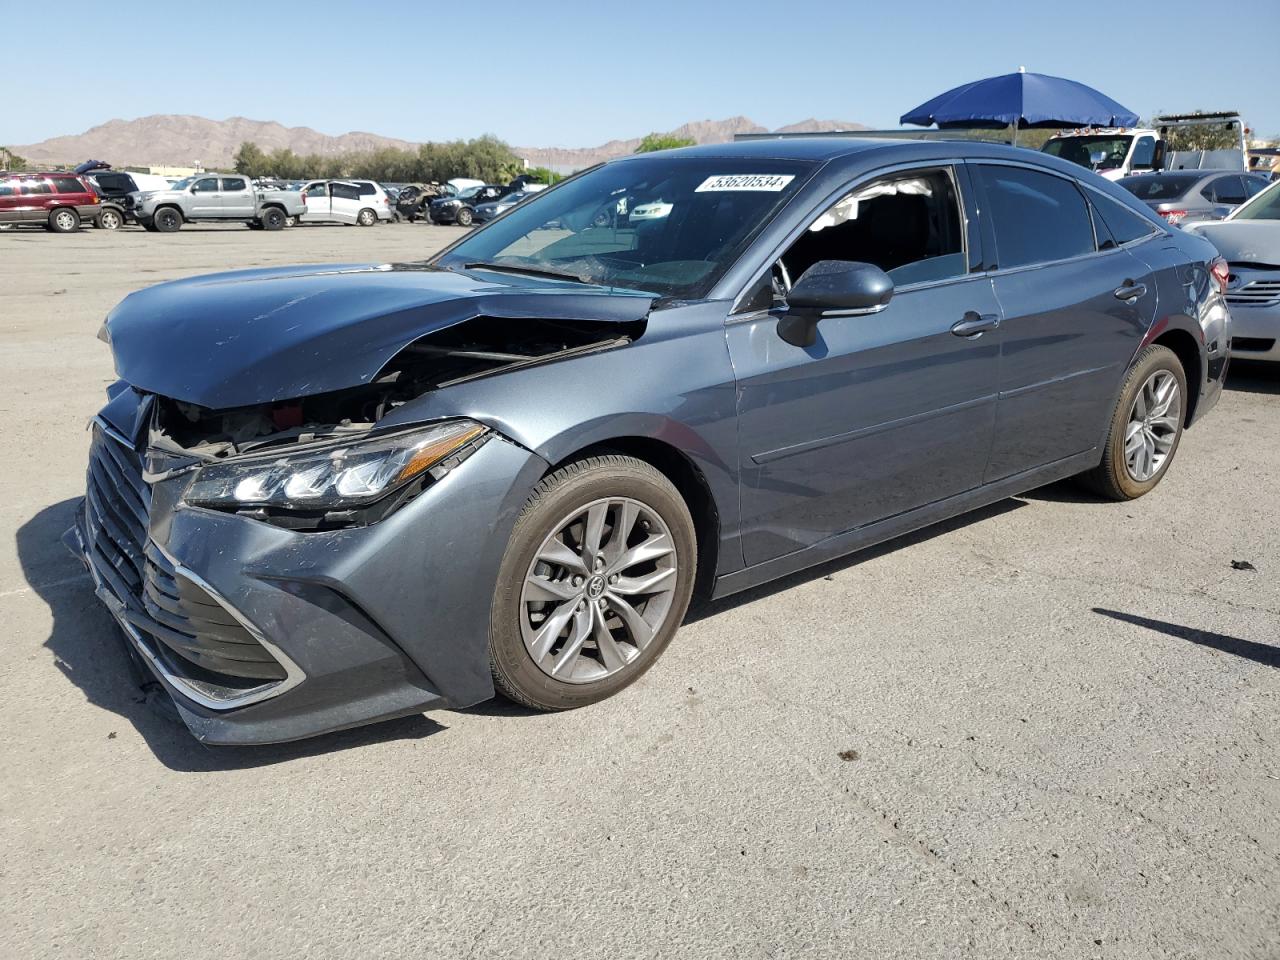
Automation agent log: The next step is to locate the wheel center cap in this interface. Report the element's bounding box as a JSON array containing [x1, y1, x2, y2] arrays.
[[585, 575, 606, 599]]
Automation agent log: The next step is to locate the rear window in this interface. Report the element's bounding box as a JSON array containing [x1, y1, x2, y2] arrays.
[[1119, 175, 1199, 201], [51, 176, 86, 194], [93, 173, 134, 194], [357, 182, 376, 196], [1089, 190, 1159, 246], [975, 165, 1096, 269]]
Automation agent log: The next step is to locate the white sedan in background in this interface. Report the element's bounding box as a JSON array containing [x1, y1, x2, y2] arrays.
[[298, 179, 393, 226], [1187, 180, 1280, 363]]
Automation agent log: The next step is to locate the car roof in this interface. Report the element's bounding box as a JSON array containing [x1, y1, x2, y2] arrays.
[[609, 136, 1056, 167]]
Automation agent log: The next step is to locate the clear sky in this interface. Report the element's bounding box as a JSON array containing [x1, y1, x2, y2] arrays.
[[5, 0, 1279, 147]]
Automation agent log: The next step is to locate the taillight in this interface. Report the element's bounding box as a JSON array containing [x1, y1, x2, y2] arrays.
[[1159, 209, 1188, 225], [1210, 257, 1230, 295]]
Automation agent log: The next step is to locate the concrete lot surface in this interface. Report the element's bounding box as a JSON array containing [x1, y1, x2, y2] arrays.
[[1, 223, 1277, 959]]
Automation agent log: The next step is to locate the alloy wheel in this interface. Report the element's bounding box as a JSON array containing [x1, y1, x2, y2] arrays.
[[519, 497, 679, 684], [55, 211, 77, 231], [1124, 370, 1181, 482]]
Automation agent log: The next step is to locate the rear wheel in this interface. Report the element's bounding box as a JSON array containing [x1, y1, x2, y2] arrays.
[[356, 208, 377, 226], [95, 208, 123, 230], [1080, 344, 1187, 500], [153, 207, 182, 232], [260, 206, 286, 230], [490, 455, 696, 711], [48, 208, 80, 233]]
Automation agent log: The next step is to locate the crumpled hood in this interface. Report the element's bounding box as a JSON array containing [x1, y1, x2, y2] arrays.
[[1186, 221, 1280, 266], [104, 262, 654, 409]]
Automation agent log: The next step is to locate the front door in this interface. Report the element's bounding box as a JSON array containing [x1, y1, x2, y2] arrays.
[[970, 163, 1156, 481], [302, 180, 331, 221], [729, 165, 1002, 566], [189, 177, 222, 217]]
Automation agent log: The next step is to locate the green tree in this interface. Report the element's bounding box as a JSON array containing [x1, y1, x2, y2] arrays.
[[635, 133, 696, 153], [1, 146, 28, 171], [233, 141, 269, 177], [522, 165, 564, 185]]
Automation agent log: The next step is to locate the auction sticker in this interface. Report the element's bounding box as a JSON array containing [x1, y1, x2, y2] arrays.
[[695, 174, 795, 192]]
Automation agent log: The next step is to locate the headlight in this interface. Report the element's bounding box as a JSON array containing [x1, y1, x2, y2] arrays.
[[184, 420, 487, 516]]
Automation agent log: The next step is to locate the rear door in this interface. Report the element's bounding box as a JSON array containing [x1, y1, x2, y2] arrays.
[[302, 180, 331, 220], [17, 178, 53, 221], [189, 176, 222, 217], [971, 162, 1157, 481], [328, 181, 361, 223], [219, 176, 254, 218]]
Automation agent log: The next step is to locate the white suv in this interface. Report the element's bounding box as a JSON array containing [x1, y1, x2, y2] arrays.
[[299, 179, 392, 226]]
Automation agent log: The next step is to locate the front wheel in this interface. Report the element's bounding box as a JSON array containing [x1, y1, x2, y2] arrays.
[[490, 455, 697, 711], [1080, 344, 1187, 500], [356, 208, 377, 226], [455, 207, 474, 226], [153, 207, 182, 232]]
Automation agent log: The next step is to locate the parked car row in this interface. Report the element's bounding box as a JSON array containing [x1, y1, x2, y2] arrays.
[[1, 170, 551, 233]]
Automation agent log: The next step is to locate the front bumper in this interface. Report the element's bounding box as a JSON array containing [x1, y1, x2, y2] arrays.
[[66, 416, 547, 744], [1226, 274, 1280, 362]]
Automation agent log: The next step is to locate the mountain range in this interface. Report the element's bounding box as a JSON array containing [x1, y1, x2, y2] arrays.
[[10, 115, 870, 171]]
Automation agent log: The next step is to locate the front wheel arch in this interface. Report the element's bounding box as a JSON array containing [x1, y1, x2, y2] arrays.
[[543, 437, 720, 601]]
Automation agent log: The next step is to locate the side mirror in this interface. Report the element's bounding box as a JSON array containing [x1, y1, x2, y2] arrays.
[[777, 260, 894, 347], [1151, 139, 1167, 171]]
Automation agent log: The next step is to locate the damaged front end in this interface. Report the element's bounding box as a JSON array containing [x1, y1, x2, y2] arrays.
[[68, 266, 652, 741], [142, 313, 641, 531]]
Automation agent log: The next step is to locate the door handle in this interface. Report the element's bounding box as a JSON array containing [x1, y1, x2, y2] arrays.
[[951, 312, 1001, 338], [1114, 280, 1147, 302]]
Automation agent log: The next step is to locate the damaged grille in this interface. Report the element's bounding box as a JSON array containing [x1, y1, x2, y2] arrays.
[[1227, 278, 1280, 307], [84, 425, 286, 686]]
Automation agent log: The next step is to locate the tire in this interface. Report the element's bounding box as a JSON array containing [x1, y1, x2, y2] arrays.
[[247, 222, 264, 230], [489, 455, 697, 711], [260, 206, 286, 231], [285, 216, 296, 227], [141, 221, 158, 232], [455, 207, 474, 227], [1080, 344, 1187, 501], [153, 207, 182, 232], [48, 208, 80, 233], [95, 208, 123, 230], [356, 208, 377, 227]]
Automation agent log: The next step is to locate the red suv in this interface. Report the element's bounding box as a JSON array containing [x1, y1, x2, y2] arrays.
[[0, 172, 100, 232]]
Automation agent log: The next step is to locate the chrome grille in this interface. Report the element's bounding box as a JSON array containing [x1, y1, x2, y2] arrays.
[[83, 424, 285, 684], [1226, 278, 1280, 307]]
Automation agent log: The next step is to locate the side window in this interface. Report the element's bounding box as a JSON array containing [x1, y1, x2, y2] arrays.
[[221, 177, 248, 192], [357, 182, 375, 196], [192, 178, 220, 193], [0, 180, 15, 196], [51, 176, 86, 193], [1089, 190, 1160, 245], [1211, 176, 1247, 205], [776, 167, 967, 293], [20, 180, 52, 195], [330, 182, 360, 201], [1244, 176, 1268, 198], [975, 165, 1095, 269], [1131, 137, 1156, 169]]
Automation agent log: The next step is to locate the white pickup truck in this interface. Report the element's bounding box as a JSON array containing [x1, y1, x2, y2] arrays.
[[128, 174, 306, 232], [1042, 112, 1248, 180]]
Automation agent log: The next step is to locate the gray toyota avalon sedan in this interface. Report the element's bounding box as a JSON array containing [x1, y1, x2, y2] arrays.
[[68, 138, 1232, 744]]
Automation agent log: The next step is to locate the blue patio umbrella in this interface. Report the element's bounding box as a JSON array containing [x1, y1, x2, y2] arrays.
[[900, 68, 1139, 142]]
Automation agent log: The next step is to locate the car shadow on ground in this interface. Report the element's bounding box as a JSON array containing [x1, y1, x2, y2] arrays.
[[686, 497, 1027, 622], [1224, 361, 1280, 396], [1093, 608, 1280, 668], [16, 499, 446, 773]]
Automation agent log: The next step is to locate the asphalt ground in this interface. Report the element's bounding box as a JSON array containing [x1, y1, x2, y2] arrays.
[[1, 221, 1277, 959]]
